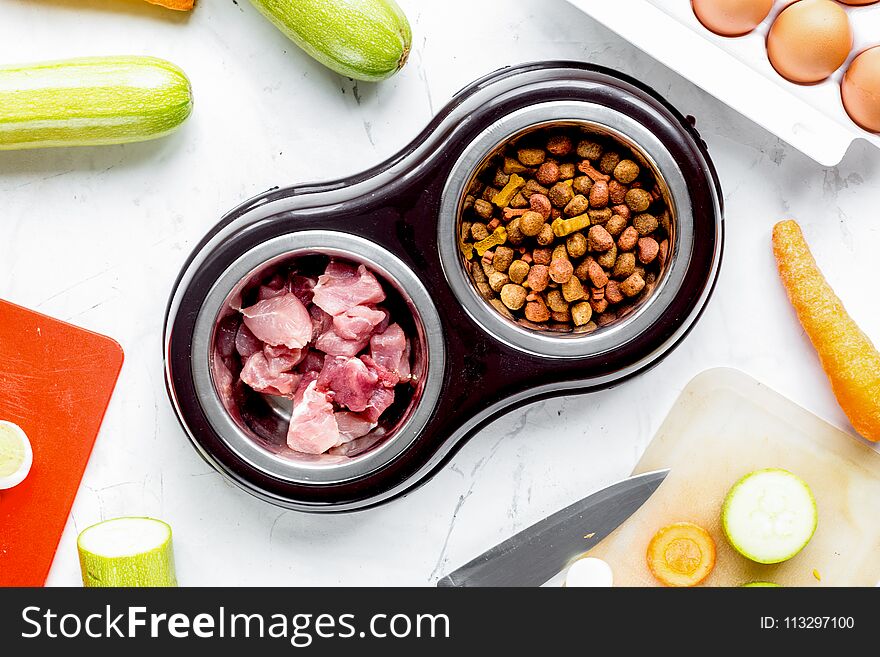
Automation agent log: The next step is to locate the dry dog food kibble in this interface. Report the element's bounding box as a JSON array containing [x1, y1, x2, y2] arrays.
[[459, 126, 672, 333]]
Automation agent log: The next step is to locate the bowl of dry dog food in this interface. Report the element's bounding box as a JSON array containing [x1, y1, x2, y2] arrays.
[[456, 123, 672, 335], [439, 99, 711, 360]]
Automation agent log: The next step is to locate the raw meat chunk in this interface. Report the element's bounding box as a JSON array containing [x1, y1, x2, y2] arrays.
[[235, 322, 263, 359], [263, 343, 303, 374], [335, 412, 377, 443], [240, 351, 301, 397], [369, 323, 411, 383], [361, 386, 396, 423], [314, 328, 371, 358], [312, 262, 386, 316], [241, 292, 311, 350], [289, 274, 316, 306], [286, 380, 340, 454], [317, 356, 380, 413], [333, 305, 387, 341], [310, 304, 333, 341]]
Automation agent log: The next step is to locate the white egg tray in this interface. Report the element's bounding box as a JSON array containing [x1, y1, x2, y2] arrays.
[[569, 0, 880, 166]]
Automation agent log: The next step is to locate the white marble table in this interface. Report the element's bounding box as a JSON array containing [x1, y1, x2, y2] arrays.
[[1, 0, 877, 586]]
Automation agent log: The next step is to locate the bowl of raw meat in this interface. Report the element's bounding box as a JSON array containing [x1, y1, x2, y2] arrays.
[[166, 230, 444, 508]]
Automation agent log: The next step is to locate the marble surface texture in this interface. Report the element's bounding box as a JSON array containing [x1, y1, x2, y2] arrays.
[[0, 0, 877, 586]]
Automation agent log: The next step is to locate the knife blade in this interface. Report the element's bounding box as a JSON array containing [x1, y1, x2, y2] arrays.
[[437, 469, 669, 587]]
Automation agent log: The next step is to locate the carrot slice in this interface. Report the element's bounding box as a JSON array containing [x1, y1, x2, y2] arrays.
[[773, 220, 880, 442], [646, 522, 716, 587], [145, 0, 195, 10]]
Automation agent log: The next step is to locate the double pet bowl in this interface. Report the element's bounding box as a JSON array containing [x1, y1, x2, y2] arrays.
[[164, 62, 724, 512]]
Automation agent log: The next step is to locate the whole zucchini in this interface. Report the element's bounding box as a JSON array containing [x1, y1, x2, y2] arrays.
[[0, 56, 193, 151], [250, 0, 412, 82]]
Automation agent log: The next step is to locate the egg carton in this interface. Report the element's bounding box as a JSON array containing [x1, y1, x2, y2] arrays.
[[570, 0, 880, 166]]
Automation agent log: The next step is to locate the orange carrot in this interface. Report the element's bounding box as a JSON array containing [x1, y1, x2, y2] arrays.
[[773, 220, 880, 441], [145, 0, 195, 10]]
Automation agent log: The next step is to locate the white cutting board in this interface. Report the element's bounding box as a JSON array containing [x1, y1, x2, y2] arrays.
[[589, 368, 880, 586]]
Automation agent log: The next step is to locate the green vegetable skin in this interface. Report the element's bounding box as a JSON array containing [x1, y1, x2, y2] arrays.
[[78, 517, 178, 587], [0, 56, 193, 150], [250, 0, 412, 81]]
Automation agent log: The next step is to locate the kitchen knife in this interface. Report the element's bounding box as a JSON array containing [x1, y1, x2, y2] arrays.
[[437, 469, 669, 587]]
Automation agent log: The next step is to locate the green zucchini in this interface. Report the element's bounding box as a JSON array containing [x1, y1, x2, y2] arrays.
[[0, 56, 193, 151], [78, 517, 178, 587], [250, 0, 412, 82], [722, 469, 817, 565]]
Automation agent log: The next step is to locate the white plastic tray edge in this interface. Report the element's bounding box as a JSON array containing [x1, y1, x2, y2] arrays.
[[570, 0, 877, 166]]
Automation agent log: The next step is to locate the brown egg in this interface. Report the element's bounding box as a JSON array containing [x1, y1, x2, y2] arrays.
[[692, 0, 774, 36], [842, 47, 880, 132], [767, 0, 853, 84]]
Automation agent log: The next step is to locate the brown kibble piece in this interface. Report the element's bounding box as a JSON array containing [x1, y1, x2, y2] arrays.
[[517, 148, 546, 167], [536, 161, 561, 186], [572, 175, 594, 196], [587, 225, 614, 252], [493, 169, 510, 188], [524, 299, 551, 323], [564, 194, 589, 217], [561, 276, 585, 302], [605, 280, 624, 304], [589, 298, 608, 314], [576, 140, 603, 160], [548, 181, 574, 208], [500, 284, 528, 310], [597, 243, 617, 269], [613, 252, 636, 279], [613, 204, 631, 220], [482, 186, 499, 202], [549, 258, 574, 284], [488, 271, 509, 292], [520, 211, 545, 237], [633, 213, 659, 236], [589, 180, 609, 208], [508, 260, 530, 284], [551, 309, 571, 323], [605, 214, 627, 237], [558, 163, 576, 180], [493, 246, 515, 273], [547, 135, 573, 157], [617, 226, 639, 251], [574, 257, 593, 282], [599, 151, 620, 175], [587, 208, 613, 225], [473, 200, 493, 220], [659, 239, 669, 268], [529, 193, 552, 219], [620, 273, 645, 298], [588, 260, 609, 288], [637, 237, 660, 264], [510, 192, 528, 209], [566, 232, 587, 258], [571, 301, 593, 326], [536, 223, 555, 246], [471, 222, 489, 241], [503, 157, 530, 175], [527, 264, 550, 292], [551, 244, 569, 262], [613, 159, 639, 184], [507, 217, 525, 245], [532, 247, 552, 265], [609, 180, 628, 205], [625, 188, 652, 213], [545, 290, 568, 313], [521, 179, 549, 199]]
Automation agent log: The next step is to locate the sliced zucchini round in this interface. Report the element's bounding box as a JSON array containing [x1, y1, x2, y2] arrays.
[[722, 469, 817, 565]]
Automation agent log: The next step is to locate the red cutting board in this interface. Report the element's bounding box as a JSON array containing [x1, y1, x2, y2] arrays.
[[0, 299, 123, 587]]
